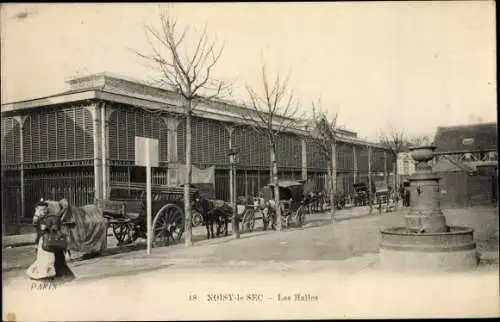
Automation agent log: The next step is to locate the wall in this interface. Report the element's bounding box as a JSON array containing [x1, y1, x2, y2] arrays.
[[437, 172, 469, 206], [438, 171, 497, 207]]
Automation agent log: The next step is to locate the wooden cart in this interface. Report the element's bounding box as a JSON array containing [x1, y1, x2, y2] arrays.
[[102, 184, 198, 247]]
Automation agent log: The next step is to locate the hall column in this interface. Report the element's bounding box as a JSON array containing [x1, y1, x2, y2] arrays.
[[165, 117, 181, 186], [353, 145, 358, 183], [368, 145, 373, 213], [384, 150, 389, 187], [101, 103, 113, 200], [301, 138, 307, 181], [14, 116, 28, 224], [89, 104, 102, 207]]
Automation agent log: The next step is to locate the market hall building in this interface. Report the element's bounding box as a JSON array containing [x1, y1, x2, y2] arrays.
[[1, 73, 394, 233]]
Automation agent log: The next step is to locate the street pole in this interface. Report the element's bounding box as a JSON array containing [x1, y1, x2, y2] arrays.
[[229, 153, 234, 224], [233, 160, 239, 238], [368, 146, 373, 214], [229, 150, 240, 239], [146, 140, 152, 256]]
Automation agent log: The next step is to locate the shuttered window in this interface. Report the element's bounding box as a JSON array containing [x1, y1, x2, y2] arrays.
[[190, 117, 229, 165], [336, 142, 355, 171], [306, 138, 327, 169], [275, 133, 301, 169], [108, 106, 167, 162], [1, 117, 21, 164], [232, 128, 270, 167], [21, 106, 94, 163]]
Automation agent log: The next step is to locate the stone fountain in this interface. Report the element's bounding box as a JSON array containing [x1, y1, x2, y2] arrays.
[[379, 145, 478, 271]]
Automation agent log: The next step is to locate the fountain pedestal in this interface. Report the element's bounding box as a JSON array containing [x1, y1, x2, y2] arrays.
[[379, 146, 478, 272]]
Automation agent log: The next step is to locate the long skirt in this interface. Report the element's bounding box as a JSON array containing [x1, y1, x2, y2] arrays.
[[27, 237, 75, 283]]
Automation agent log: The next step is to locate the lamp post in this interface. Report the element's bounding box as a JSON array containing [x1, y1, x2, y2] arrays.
[[229, 147, 240, 239]]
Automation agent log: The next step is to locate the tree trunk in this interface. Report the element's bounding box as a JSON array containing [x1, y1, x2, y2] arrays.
[[330, 143, 337, 222], [368, 147, 373, 214], [271, 146, 282, 232], [327, 165, 335, 223], [184, 110, 193, 247], [393, 157, 398, 210]]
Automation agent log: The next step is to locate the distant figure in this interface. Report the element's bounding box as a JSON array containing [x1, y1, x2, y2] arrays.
[[398, 184, 405, 205], [403, 188, 411, 207]]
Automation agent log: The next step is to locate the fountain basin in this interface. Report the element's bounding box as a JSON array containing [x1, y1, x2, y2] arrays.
[[379, 226, 478, 272]]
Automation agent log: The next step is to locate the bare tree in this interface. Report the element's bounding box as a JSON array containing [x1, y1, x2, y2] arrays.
[[135, 7, 228, 247], [310, 100, 339, 223], [378, 127, 408, 202], [407, 134, 433, 147], [241, 64, 300, 232]]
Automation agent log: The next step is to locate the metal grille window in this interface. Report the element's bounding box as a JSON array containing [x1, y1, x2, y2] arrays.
[[233, 127, 263, 167], [357, 147, 369, 172], [1, 117, 21, 164], [190, 117, 229, 165], [371, 148, 385, 173], [177, 119, 186, 163], [19, 106, 94, 163], [306, 138, 327, 169], [235, 129, 270, 167], [251, 131, 270, 167], [276, 133, 301, 168], [24, 169, 94, 214], [108, 106, 167, 162]]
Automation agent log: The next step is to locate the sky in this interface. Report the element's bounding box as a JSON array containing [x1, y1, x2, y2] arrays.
[[1, 2, 496, 141]]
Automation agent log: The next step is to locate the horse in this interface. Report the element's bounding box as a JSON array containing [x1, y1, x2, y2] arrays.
[[302, 192, 314, 214], [307, 191, 325, 212], [194, 196, 232, 239], [33, 198, 108, 260], [261, 199, 287, 231]]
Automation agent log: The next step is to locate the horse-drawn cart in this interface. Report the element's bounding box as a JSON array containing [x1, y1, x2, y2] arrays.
[[102, 184, 197, 247], [260, 180, 309, 229]]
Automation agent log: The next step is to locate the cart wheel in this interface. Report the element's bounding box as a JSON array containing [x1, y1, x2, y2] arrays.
[[152, 204, 185, 248], [192, 210, 203, 227], [112, 223, 133, 246], [243, 208, 256, 232], [281, 212, 289, 230], [295, 206, 305, 227], [249, 212, 256, 232]]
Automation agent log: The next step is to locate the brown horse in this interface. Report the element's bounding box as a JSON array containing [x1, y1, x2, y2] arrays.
[[194, 196, 232, 239]]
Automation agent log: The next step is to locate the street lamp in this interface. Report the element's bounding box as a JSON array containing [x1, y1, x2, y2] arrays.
[[229, 147, 240, 238]]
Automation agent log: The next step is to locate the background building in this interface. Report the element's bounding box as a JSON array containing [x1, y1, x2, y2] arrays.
[[433, 122, 498, 207], [1, 73, 394, 234], [397, 152, 416, 183]]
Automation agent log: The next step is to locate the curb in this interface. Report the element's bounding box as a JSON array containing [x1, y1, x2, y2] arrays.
[[335, 212, 383, 222], [2, 232, 116, 249], [3, 241, 35, 249]]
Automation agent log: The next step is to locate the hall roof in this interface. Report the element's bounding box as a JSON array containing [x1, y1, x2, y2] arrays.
[[1, 72, 385, 149]]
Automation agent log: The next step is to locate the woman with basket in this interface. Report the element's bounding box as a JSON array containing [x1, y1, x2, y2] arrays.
[[27, 199, 75, 283]]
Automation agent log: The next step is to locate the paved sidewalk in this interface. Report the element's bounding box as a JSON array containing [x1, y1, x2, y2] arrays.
[[4, 207, 498, 284], [2, 206, 382, 248], [2, 233, 37, 248]]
